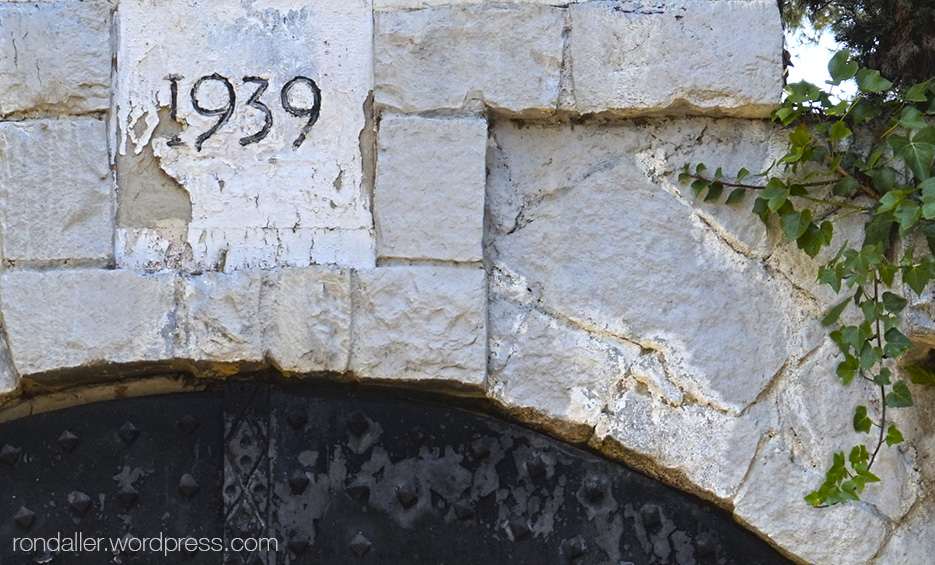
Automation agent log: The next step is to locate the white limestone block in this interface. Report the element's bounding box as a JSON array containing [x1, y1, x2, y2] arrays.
[[0, 2, 112, 116], [351, 266, 486, 386], [375, 115, 486, 262], [0, 119, 114, 262], [0, 269, 175, 376]]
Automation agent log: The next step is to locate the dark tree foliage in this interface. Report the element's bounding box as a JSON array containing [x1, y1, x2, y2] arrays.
[[780, 0, 935, 86]]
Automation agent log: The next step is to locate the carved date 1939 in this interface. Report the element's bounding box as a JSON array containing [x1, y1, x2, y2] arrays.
[[166, 74, 322, 151]]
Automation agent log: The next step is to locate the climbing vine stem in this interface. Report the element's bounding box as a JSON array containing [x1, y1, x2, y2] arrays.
[[680, 50, 935, 506]]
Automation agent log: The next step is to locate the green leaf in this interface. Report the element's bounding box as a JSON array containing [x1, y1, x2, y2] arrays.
[[725, 188, 745, 205], [904, 263, 934, 295], [853, 406, 872, 433], [831, 121, 853, 142], [836, 355, 859, 384], [737, 167, 751, 181], [899, 106, 929, 130], [856, 68, 894, 93], [828, 50, 858, 84], [781, 209, 812, 240], [880, 263, 898, 287], [889, 129, 935, 180], [885, 425, 905, 446], [822, 298, 850, 327], [819, 265, 843, 293], [895, 200, 922, 235], [859, 344, 883, 371], [786, 81, 822, 103], [762, 180, 789, 212], [877, 190, 910, 214], [906, 82, 930, 102], [874, 367, 892, 386], [691, 179, 709, 196], [882, 291, 909, 314], [704, 182, 724, 202], [906, 365, 935, 386], [884, 327, 915, 358], [833, 176, 859, 197], [790, 124, 810, 147], [774, 106, 797, 126], [885, 380, 914, 408]]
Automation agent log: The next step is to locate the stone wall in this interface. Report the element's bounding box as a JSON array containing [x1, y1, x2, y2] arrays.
[[0, 1, 930, 563]]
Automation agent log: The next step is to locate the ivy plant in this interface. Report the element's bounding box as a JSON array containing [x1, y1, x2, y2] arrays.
[[680, 51, 935, 506]]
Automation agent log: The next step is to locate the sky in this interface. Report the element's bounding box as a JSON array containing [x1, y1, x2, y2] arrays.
[[785, 26, 858, 99]]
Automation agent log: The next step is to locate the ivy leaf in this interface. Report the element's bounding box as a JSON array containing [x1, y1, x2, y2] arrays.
[[781, 209, 812, 240], [884, 425, 904, 447], [889, 128, 935, 181], [822, 298, 850, 327], [762, 180, 789, 212], [704, 182, 724, 202], [906, 365, 935, 386], [856, 68, 894, 93], [882, 291, 908, 314], [877, 190, 910, 214], [895, 201, 922, 235], [831, 121, 853, 142], [737, 167, 751, 181], [836, 355, 859, 384], [833, 176, 859, 197], [904, 262, 935, 295], [920, 178, 935, 218], [898, 106, 928, 131], [885, 381, 914, 408], [828, 50, 858, 84], [853, 406, 872, 433], [725, 188, 745, 205], [906, 82, 929, 102], [874, 368, 892, 386], [884, 327, 915, 358]]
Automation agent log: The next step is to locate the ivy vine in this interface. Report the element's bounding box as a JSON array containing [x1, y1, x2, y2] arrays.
[[680, 50, 935, 506]]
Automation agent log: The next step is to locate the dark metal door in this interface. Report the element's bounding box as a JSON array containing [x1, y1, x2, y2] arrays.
[[0, 380, 791, 564]]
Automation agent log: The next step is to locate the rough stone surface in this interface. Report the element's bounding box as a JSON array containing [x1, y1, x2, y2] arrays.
[[569, 0, 782, 117], [734, 439, 888, 564], [374, 5, 564, 113], [0, 2, 111, 116], [375, 114, 486, 262], [488, 292, 639, 431], [351, 266, 486, 386], [0, 270, 175, 376], [0, 331, 16, 395], [115, 0, 375, 272], [0, 119, 114, 262], [176, 271, 264, 363], [873, 495, 935, 564], [487, 120, 821, 415], [375, 0, 573, 8], [775, 340, 920, 522], [262, 267, 352, 374]]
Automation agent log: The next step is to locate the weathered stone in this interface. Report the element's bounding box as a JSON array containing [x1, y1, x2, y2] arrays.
[[873, 496, 935, 564], [0, 329, 17, 395], [375, 115, 486, 262], [776, 340, 920, 522], [115, 0, 375, 272], [569, 0, 782, 117], [375, 0, 573, 8], [351, 266, 486, 386], [261, 267, 352, 374], [487, 120, 821, 414], [375, 5, 564, 113], [0, 119, 114, 262], [176, 271, 264, 363], [0, 270, 175, 376], [594, 387, 768, 502], [0, 2, 111, 116], [488, 289, 639, 432], [734, 439, 888, 564]]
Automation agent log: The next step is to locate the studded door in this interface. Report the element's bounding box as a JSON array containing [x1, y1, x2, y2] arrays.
[[0, 380, 791, 564]]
